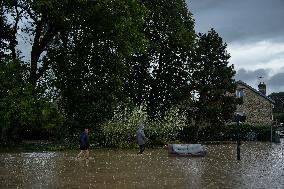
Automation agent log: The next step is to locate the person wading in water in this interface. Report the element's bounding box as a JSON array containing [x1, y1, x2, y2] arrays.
[[77, 128, 90, 159], [136, 123, 146, 154]]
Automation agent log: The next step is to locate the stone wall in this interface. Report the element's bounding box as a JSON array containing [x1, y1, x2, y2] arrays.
[[236, 84, 273, 126]]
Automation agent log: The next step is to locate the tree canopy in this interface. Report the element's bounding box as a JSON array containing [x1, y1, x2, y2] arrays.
[[124, 0, 195, 118], [190, 29, 236, 127], [0, 0, 237, 143]]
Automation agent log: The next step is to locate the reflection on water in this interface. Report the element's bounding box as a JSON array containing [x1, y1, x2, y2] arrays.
[[0, 152, 58, 188], [1, 140, 284, 188]]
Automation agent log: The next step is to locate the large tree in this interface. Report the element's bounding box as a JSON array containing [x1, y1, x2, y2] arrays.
[[3, 0, 91, 88], [190, 29, 236, 130], [124, 0, 195, 118], [49, 0, 148, 128], [0, 0, 148, 138], [1, 0, 147, 124], [0, 0, 89, 139]]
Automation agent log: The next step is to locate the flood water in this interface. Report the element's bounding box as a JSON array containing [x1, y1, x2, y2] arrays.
[[1, 141, 284, 189]]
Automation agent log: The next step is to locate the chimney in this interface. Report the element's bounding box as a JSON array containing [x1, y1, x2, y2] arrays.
[[258, 82, 266, 95]]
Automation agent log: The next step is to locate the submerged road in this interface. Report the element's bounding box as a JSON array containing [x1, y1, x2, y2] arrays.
[[1, 140, 284, 188]]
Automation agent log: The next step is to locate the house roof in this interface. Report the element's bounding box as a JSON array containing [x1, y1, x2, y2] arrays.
[[236, 80, 275, 104]]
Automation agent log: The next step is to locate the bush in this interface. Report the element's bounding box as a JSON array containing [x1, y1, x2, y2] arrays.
[[101, 104, 147, 148], [101, 105, 186, 148], [146, 108, 187, 147], [178, 123, 276, 142]]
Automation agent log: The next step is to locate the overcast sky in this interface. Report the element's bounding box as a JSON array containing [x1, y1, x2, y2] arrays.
[[187, 0, 284, 94]]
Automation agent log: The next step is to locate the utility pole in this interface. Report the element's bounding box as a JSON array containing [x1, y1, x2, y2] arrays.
[[237, 120, 241, 160]]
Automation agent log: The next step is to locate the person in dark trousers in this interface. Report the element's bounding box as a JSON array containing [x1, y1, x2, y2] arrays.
[[77, 128, 90, 159], [136, 123, 146, 154]]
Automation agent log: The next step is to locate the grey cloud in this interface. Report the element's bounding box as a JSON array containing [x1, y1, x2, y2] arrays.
[[267, 72, 284, 94], [187, 0, 284, 93], [267, 72, 284, 88], [187, 0, 227, 11], [187, 0, 284, 43], [235, 68, 270, 82], [258, 51, 284, 65], [235, 68, 284, 94]]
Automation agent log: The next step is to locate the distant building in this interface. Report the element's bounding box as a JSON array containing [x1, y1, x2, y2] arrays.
[[236, 80, 275, 126]]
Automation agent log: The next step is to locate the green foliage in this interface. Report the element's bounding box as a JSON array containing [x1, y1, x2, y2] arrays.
[[1, 0, 240, 147], [102, 104, 147, 148], [0, 59, 64, 142], [3, 0, 107, 87], [0, 2, 13, 59], [124, 0, 195, 118], [49, 0, 148, 129], [203, 124, 275, 141], [190, 29, 237, 127], [0, 59, 30, 125], [40, 103, 64, 132], [268, 92, 284, 123], [2, 0, 150, 144], [180, 123, 276, 142], [102, 104, 186, 148], [146, 107, 187, 146]]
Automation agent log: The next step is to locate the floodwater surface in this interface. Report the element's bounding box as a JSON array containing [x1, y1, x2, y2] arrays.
[[1, 141, 284, 188]]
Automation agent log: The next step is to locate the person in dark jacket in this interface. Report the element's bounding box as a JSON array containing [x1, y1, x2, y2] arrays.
[[77, 128, 90, 159], [136, 123, 146, 154]]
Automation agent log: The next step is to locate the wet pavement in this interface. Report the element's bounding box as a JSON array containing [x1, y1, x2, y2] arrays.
[[1, 140, 284, 188]]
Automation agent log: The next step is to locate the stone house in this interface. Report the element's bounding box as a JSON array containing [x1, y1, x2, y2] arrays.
[[235, 80, 274, 126]]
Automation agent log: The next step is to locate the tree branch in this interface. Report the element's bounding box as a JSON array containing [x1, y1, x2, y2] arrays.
[[17, 2, 38, 22], [30, 18, 58, 85], [29, 18, 44, 85], [10, 0, 22, 59]]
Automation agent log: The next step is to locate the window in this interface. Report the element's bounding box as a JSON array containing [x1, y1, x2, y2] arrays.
[[236, 88, 245, 105], [236, 89, 245, 98]]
